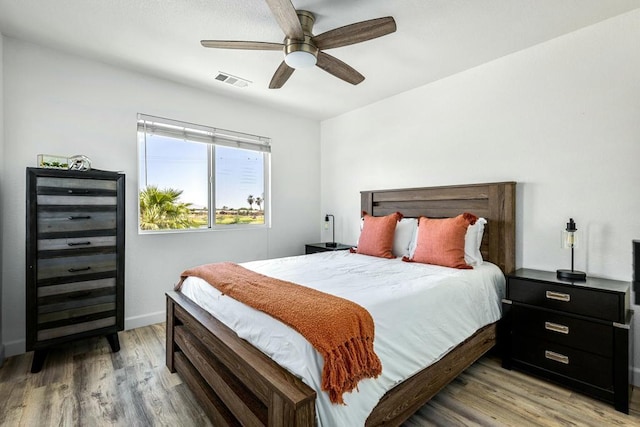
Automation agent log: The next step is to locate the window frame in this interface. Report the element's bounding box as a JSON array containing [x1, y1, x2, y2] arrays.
[[137, 114, 271, 233]]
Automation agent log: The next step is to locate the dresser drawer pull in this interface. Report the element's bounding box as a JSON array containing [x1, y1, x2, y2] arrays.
[[545, 291, 570, 302], [68, 189, 90, 194], [68, 291, 91, 299], [68, 215, 92, 220], [67, 241, 92, 247], [545, 322, 569, 334], [545, 350, 569, 364], [68, 266, 91, 273]]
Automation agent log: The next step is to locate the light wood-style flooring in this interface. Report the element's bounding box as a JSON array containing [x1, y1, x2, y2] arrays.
[[1, 323, 638, 426]]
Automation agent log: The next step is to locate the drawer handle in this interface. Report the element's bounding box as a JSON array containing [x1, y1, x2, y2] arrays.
[[545, 291, 570, 302], [68, 241, 92, 247], [68, 189, 90, 194], [68, 266, 91, 273], [68, 215, 92, 220], [68, 291, 91, 299], [545, 350, 569, 365], [545, 321, 569, 334]]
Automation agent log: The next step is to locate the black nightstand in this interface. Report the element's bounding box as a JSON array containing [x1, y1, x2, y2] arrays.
[[501, 268, 633, 413], [305, 242, 352, 255]]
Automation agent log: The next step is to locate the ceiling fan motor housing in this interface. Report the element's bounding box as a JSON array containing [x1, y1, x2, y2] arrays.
[[284, 11, 318, 67]]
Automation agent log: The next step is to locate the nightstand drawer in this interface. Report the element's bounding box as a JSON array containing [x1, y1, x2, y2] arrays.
[[511, 305, 612, 358], [508, 278, 623, 322], [512, 337, 613, 390]]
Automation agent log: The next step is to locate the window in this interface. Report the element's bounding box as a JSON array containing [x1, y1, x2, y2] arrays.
[[137, 114, 270, 232]]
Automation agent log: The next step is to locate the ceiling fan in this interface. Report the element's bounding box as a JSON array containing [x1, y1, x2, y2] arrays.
[[201, 0, 396, 89]]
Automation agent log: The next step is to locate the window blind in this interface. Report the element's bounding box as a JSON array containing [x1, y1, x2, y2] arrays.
[[137, 113, 271, 153]]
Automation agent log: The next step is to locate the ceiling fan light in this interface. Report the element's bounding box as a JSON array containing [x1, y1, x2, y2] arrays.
[[285, 51, 317, 69]]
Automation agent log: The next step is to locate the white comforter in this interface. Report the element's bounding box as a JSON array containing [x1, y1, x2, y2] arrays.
[[179, 251, 505, 426]]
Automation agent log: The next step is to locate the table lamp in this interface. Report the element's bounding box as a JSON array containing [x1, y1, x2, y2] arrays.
[[556, 218, 586, 281], [324, 214, 337, 248]]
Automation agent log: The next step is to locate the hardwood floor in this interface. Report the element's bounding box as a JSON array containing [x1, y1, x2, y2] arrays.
[[0, 323, 638, 426]]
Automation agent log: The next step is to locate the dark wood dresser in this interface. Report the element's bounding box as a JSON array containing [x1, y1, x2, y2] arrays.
[[501, 268, 633, 413], [26, 167, 125, 372]]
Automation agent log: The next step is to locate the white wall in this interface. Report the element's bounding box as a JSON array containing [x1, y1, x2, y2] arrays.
[[0, 33, 5, 366], [1, 38, 320, 356], [321, 10, 640, 381]]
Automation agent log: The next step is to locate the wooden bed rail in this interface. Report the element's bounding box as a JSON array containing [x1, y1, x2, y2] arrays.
[[166, 291, 316, 426]]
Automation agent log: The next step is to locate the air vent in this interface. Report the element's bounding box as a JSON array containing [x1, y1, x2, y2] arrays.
[[214, 72, 251, 88]]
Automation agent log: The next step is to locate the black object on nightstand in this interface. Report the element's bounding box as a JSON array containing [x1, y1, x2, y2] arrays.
[[501, 268, 633, 413], [305, 242, 352, 254]]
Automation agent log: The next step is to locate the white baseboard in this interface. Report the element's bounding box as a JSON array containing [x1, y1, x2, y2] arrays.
[[4, 338, 25, 358], [124, 310, 165, 330], [633, 366, 640, 387]]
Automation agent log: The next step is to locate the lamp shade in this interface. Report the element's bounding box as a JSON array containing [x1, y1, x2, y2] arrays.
[[324, 214, 336, 247], [557, 218, 586, 281], [285, 51, 317, 69]]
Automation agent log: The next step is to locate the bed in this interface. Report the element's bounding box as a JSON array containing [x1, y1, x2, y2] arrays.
[[166, 181, 516, 426]]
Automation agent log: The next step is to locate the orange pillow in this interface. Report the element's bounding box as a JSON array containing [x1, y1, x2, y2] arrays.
[[409, 213, 477, 269], [357, 212, 403, 258]]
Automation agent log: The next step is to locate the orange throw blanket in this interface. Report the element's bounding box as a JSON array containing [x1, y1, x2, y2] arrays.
[[176, 262, 382, 404]]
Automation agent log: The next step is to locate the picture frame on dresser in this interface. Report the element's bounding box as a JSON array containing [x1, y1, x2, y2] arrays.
[[25, 167, 125, 373], [501, 268, 633, 413]]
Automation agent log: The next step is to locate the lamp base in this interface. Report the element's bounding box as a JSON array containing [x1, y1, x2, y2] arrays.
[[325, 242, 337, 248], [556, 269, 586, 281]]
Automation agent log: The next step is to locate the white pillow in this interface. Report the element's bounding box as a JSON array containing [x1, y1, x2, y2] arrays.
[[408, 217, 487, 266], [358, 216, 418, 258], [393, 218, 418, 258], [464, 217, 487, 266]]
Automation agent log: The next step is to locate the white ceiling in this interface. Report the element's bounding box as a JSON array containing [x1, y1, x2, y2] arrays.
[[1, 0, 639, 120]]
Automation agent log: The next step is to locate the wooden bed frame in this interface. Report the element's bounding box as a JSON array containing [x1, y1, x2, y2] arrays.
[[166, 181, 516, 426]]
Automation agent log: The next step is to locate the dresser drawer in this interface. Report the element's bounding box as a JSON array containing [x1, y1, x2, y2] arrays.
[[37, 316, 116, 341], [37, 302, 116, 325], [38, 285, 115, 307], [511, 305, 612, 358], [37, 253, 116, 281], [37, 177, 117, 206], [38, 292, 116, 315], [37, 277, 116, 297], [37, 207, 116, 235], [508, 278, 623, 323], [512, 336, 613, 390], [38, 235, 117, 252], [37, 284, 116, 332]]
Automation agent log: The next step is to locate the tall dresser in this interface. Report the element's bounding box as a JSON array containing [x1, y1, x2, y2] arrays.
[[26, 167, 125, 372]]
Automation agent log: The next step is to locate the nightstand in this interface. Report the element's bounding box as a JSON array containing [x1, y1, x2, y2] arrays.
[[305, 242, 352, 255], [501, 268, 633, 413]]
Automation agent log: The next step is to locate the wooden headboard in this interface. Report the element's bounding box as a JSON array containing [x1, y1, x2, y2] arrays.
[[361, 182, 516, 274]]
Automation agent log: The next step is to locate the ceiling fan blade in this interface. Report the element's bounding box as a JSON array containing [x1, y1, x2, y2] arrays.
[[313, 17, 396, 50], [316, 51, 364, 85], [264, 0, 304, 40], [269, 61, 295, 89], [201, 40, 284, 51]]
